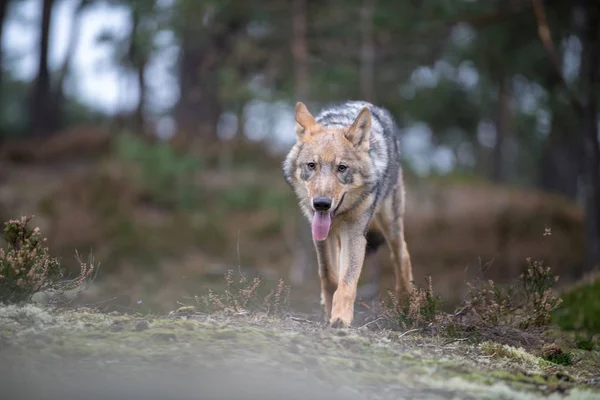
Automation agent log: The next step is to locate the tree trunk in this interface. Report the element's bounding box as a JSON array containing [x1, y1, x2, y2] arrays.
[[360, 0, 376, 103], [492, 76, 511, 183], [174, 32, 222, 142], [578, 1, 600, 272], [29, 0, 56, 137], [127, 5, 147, 135], [539, 117, 582, 200], [0, 0, 10, 98], [52, 0, 88, 131], [290, 0, 314, 286], [292, 0, 308, 103], [135, 63, 147, 134]]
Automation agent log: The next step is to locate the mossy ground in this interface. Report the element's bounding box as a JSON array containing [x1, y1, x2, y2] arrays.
[[0, 304, 598, 400]]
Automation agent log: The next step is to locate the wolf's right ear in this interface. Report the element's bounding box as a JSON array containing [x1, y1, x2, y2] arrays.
[[295, 102, 317, 140]]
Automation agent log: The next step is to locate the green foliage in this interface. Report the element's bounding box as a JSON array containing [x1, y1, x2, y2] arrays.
[[543, 351, 573, 366], [0, 216, 94, 304], [552, 277, 600, 334], [575, 338, 594, 351], [114, 133, 203, 210], [541, 344, 574, 366]]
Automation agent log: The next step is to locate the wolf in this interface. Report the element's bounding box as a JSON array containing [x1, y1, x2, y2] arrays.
[[282, 100, 414, 328]]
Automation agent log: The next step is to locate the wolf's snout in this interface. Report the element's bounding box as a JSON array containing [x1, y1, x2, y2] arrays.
[[313, 197, 332, 211]]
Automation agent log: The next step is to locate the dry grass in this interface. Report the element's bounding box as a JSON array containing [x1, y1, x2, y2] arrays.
[[194, 269, 291, 317]]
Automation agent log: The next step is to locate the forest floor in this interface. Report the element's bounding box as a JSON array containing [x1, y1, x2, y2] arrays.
[[1, 303, 599, 400]]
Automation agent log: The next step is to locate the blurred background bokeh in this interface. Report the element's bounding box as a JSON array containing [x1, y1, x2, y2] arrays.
[[0, 0, 599, 314]]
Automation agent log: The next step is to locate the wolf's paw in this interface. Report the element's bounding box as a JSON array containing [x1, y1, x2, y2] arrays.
[[329, 311, 352, 328], [330, 318, 350, 329], [330, 295, 354, 328]]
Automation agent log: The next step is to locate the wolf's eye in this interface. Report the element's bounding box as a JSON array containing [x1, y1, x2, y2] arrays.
[[307, 162, 316, 170], [337, 164, 348, 172]]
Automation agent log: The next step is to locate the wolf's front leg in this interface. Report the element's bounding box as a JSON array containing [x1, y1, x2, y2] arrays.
[[330, 227, 367, 328], [314, 236, 339, 320]]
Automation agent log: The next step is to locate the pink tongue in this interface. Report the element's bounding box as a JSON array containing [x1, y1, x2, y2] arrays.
[[312, 212, 332, 241]]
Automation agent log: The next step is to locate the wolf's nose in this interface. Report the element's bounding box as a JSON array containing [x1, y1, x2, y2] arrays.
[[313, 197, 332, 211]]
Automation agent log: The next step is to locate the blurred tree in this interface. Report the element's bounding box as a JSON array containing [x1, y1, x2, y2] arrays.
[[52, 0, 93, 130], [96, 0, 161, 135], [360, 0, 376, 103], [173, 0, 249, 141], [0, 0, 10, 101], [290, 0, 312, 286], [576, 0, 600, 271], [29, 0, 55, 137]]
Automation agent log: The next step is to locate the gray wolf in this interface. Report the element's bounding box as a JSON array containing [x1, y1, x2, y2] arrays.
[[283, 100, 414, 328]]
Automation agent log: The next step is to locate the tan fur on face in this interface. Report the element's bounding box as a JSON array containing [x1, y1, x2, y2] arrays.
[[293, 103, 373, 214]]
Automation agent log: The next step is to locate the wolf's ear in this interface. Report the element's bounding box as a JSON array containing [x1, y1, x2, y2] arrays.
[[295, 102, 317, 139], [345, 107, 371, 149]]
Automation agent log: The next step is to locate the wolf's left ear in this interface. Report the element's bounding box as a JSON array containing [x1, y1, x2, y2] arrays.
[[345, 107, 371, 149], [295, 102, 317, 140]]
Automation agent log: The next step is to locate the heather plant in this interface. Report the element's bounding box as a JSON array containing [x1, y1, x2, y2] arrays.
[[520, 258, 562, 327], [463, 277, 515, 326], [380, 259, 563, 337], [0, 216, 96, 304], [381, 276, 442, 330], [195, 270, 291, 317]]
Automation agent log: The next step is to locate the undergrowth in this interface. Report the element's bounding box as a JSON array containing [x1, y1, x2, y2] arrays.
[[380, 276, 441, 330], [0, 215, 97, 304], [380, 257, 564, 341], [194, 269, 291, 317]]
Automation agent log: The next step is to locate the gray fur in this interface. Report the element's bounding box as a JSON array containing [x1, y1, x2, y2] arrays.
[[283, 100, 406, 251], [316, 101, 403, 229], [282, 100, 411, 327]]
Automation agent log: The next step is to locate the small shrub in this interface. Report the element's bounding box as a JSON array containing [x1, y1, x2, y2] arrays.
[[381, 276, 442, 330], [379, 258, 563, 339], [460, 258, 562, 329], [195, 270, 291, 317], [520, 258, 563, 327], [0, 216, 96, 304], [541, 344, 573, 366], [464, 278, 514, 326], [575, 338, 594, 351]]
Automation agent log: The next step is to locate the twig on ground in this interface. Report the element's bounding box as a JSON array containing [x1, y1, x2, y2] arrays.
[[442, 338, 469, 346], [80, 296, 119, 308], [397, 328, 422, 339], [290, 316, 313, 323], [358, 317, 383, 329]]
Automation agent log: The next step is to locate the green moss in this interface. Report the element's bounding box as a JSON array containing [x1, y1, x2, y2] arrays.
[[543, 351, 574, 366], [576, 338, 595, 351], [479, 341, 541, 368], [553, 279, 600, 333], [174, 306, 196, 314]]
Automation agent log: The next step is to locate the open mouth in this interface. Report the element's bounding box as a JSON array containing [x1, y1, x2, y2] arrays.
[[311, 193, 345, 242]]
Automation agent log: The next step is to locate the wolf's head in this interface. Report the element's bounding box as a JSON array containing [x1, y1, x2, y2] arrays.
[[283, 102, 374, 242]]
